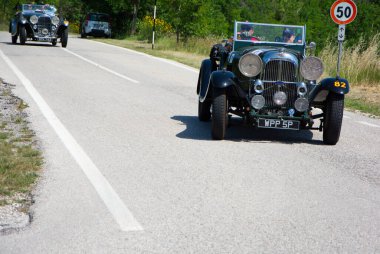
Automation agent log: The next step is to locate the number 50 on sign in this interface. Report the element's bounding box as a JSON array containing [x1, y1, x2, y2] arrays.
[[330, 0, 357, 25]]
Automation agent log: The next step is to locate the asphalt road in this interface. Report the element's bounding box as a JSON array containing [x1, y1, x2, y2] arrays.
[[0, 32, 379, 253]]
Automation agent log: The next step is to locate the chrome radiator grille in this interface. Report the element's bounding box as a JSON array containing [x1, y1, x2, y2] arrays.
[[262, 60, 297, 82], [37, 17, 52, 32], [262, 60, 298, 108]]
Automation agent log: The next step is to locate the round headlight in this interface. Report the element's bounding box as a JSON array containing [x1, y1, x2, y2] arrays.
[[30, 15, 38, 24], [273, 91, 287, 105], [295, 98, 309, 112], [300, 56, 324, 80], [52, 16, 60, 26], [238, 53, 263, 77], [251, 95, 265, 109]]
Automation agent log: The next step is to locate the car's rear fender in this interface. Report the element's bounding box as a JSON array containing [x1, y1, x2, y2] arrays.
[[310, 77, 349, 103]]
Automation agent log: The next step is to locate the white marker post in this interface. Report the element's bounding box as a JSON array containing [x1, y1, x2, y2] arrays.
[[152, 0, 157, 49], [330, 0, 357, 78]]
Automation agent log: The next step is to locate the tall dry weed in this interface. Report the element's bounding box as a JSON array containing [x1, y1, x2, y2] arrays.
[[319, 34, 380, 86]]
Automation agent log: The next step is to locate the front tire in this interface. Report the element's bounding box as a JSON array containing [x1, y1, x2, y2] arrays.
[[211, 88, 228, 140], [323, 93, 344, 145], [19, 26, 26, 45], [198, 99, 211, 121], [61, 28, 68, 48], [52, 39, 57, 46]]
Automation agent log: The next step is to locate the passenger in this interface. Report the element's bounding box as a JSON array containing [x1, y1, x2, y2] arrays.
[[283, 28, 295, 43]]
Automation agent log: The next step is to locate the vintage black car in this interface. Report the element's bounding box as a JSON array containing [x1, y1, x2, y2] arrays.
[[9, 4, 69, 47], [197, 21, 349, 145]]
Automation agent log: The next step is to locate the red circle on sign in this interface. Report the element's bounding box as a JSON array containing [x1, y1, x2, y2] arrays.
[[330, 0, 357, 25]]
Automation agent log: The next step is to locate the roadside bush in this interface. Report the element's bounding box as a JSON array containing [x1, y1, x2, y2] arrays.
[[137, 16, 173, 42], [70, 22, 80, 34]]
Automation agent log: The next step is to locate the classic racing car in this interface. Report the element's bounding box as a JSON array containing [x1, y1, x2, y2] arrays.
[[9, 4, 69, 47], [197, 21, 349, 145]]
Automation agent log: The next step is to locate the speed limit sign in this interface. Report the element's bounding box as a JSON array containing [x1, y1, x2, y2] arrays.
[[330, 0, 357, 25]]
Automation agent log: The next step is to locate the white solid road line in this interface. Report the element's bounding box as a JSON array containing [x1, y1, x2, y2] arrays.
[[63, 48, 140, 84], [357, 121, 380, 128], [0, 48, 143, 232]]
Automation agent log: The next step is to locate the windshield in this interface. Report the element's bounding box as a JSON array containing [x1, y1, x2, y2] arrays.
[[234, 22, 305, 45], [87, 14, 110, 22], [22, 4, 57, 14]]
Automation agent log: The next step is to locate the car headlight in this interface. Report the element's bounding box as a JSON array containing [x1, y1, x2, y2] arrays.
[[238, 53, 263, 77], [273, 91, 287, 105], [52, 16, 60, 26], [30, 15, 38, 24], [300, 56, 324, 80]]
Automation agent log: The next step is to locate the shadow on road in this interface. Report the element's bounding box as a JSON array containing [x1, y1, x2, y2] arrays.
[[171, 115, 323, 145], [1, 41, 57, 47]]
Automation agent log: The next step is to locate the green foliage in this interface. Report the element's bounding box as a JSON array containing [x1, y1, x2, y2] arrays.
[[0, 0, 379, 49]]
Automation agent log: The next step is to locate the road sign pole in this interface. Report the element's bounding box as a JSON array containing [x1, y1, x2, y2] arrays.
[[337, 41, 343, 78]]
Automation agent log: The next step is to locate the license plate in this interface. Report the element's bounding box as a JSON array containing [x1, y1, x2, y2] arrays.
[[257, 118, 300, 130], [38, 37, 51, 42]]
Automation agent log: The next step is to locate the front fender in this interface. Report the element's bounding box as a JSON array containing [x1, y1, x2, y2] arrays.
[[57, 23, 69, 36], [310, 77, 350, 102], [210, 70, 236, 89], [197, 59, 213, 102]]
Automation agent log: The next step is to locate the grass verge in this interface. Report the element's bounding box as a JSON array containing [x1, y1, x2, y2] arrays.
[[0, 80, 42, 205], [96, 35, 379, 116]]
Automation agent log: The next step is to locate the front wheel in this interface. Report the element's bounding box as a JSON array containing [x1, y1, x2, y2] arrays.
[[61, 28, 68, 48], [52, 39, 57, 46], [323, 93, 344, 145], [211, 89, 228, 140], [198, 99, 211, 122], [19, 26, 26, 45]]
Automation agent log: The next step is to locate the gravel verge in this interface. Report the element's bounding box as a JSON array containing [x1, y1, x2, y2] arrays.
[[0, 78, 39, 234]]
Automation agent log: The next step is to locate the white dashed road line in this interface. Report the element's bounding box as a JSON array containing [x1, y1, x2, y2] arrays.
[[87, 39, 199, 73], [63, 48, 140, 84], [0, 48, 143, 232]]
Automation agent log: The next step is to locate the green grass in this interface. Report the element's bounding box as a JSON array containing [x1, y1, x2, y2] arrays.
[[346, 97, 380, 116], [0, 137, 42, 196]]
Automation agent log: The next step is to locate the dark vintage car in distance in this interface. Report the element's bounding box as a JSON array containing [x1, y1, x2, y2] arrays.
[[81, 12, 111, 38], [197, 21, 349, 145], [9, 4, 69, 47]]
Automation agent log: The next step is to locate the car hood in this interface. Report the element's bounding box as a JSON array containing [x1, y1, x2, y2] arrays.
[[242, 48, 300, 66]]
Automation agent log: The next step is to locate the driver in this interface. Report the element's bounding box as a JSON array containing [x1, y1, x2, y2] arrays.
[[240, 24, 259, 41]]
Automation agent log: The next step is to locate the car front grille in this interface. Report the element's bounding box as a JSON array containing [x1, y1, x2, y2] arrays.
[[262, 82, 298, 108], [262, 59, 297, 82], [261, 60, 298, 109], [37, 17, 52, 35]]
